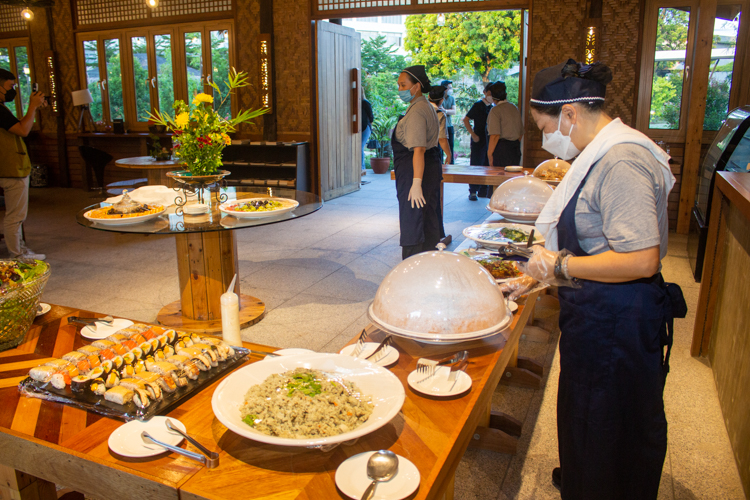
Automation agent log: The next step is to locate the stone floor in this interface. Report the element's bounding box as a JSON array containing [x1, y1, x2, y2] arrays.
[[6, 170, 745, 499]]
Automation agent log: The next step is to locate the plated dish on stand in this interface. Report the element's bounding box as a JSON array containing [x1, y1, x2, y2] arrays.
[[83, 205, 166, 226], [463, 223, 544, 249], [219, 198, 299, 219], [533, 158, 571, 186]]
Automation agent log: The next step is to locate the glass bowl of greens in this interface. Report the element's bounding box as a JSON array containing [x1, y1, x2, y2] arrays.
[[0, 260, 50, 352]]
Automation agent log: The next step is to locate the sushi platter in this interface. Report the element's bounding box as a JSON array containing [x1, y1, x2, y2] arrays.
[[18, 323, 249, 421]]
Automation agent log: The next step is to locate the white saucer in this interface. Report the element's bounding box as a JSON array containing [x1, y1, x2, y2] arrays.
[[407, 366, 472, 397], [504, 166, 523, 172], [507, 300, 518, 312], [339, 342, 399, 367], [335, 451, 420, 500], [80, 318, 135, 340], [183, 203, 209, 215], [273, 348, 315, 356], [36, 303, 51, 316], [108, 416, 186, 458]]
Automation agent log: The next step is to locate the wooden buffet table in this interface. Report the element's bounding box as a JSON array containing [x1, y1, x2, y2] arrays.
[[692, 171, 750, 496], [0, 292, 544, 500], [115, 156, 182, 186]]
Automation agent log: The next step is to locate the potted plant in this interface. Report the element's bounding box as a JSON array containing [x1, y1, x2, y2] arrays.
[[369, 116, 397, 174]]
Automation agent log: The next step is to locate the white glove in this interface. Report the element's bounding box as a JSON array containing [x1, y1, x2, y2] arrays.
[[517, 246, 580, 288], [499, 275, 538, 301], [408, 178, 425, 208]]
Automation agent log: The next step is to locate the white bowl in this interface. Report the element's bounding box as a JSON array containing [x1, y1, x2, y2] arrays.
[[211, 353, 405, 447]]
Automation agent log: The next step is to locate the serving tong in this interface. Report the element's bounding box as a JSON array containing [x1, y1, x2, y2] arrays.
[[141, 418, 219, 468], [68, 316, 114, 327], [415, 350, 468, 384]]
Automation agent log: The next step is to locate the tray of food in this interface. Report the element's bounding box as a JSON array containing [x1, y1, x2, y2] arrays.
[[471, 255, 523, 282], [211, 353, 405, 448], [462, 223, 544, 249], [19, 325, 249, 421], [533, 159, 571, 185], [219, 198, 299, 219], [83, 204, 166, 225]]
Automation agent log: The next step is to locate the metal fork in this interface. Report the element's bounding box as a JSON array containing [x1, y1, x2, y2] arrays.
[[350, 329, 368, 358], [364, 335, 392, 361], [416, 351, 467, 383], [447, 358, 469, 392]]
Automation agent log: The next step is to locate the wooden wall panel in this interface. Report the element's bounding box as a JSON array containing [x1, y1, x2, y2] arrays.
[[51, 1, 80, 136], [234, 0, 263, 138], [600, 0, 641, 126], [273, 0, 312, 142]]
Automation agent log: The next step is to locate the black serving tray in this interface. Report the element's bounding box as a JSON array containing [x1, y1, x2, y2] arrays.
[[18, 347, 250, 421]]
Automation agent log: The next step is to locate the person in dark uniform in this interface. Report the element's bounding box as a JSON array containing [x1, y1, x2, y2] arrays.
[[427, 85, 452, 163], [502, 59, 686, 500], [486, 81, 523, 169], [439, 79, 456, 164], [361, 88, 374, 172], [393, 65, 445, 260], [462, 82, 494, 200]]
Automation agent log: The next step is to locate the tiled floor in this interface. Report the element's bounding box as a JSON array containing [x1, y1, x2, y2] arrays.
[[6, 171, 745, 499]]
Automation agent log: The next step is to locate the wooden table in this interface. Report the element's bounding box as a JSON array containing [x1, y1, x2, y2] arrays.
[[0, 294, 545, 500], [115, 156, 181, 186]]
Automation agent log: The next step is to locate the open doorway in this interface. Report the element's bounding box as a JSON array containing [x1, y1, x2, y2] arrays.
[[344, 11, 528, 169]]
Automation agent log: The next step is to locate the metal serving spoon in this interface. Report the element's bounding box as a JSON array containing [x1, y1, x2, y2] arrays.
[[360, 450, 399, 500]]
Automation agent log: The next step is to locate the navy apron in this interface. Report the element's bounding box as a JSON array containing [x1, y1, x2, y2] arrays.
[[392, 114, 444, 260], [556, 161, 682, 499], [491, 138, 521, 167]]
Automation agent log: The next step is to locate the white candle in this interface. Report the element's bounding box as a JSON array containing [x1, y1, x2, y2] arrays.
[[220, 291, 242, 347]]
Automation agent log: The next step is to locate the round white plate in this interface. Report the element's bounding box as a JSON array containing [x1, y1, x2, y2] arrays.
[[108, 416, 186, 458], [339, 342, 399, 368], [504, 166, 523, 172], [273, 348, 316, 356], [211, 353, 405, 447], [507, 300, 518, 312], [36, 303, 51, 316], [84, 207, 166, 226], [407, 366, 472, 397], [183, 203, 209, 215], [219, 198, 299, 219], [335, 452, 420, 500], [463, 223, 544, 249], [80, 318, 135, 340]]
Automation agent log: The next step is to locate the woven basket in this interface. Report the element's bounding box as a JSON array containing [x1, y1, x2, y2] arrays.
[[0, 262, 50, 352]]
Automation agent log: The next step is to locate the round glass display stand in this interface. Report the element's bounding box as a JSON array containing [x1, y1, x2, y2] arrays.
[[76, 186, 323, 333]]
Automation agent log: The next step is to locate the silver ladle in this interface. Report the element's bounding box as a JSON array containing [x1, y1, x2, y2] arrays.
[[360, 450, 399, 500]]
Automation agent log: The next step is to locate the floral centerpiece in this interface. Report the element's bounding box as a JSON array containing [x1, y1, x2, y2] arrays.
[[147, 68, 267, 177]]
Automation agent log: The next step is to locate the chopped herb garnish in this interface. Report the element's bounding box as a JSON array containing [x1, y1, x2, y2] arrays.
[[285, 372, 322, 398], [242, 414, 257, 427]]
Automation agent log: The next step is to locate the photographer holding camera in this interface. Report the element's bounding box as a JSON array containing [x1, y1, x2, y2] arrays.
[[0, 68, 47, 261]]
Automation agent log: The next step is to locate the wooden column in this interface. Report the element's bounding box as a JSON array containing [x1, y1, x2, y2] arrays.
[[0, 466, 56, 500], [676, 0, 718, 234], [157, 231, 265, 333]]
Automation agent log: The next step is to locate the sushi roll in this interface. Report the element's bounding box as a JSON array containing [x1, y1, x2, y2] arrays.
[[155, 335, 168, 348], [201, 337, 236, 358], [111, 343, 128, 356], [161, 345, 175, 358], [44, 358, 74, 371], [105, 370, 120, 388], [176, 347, 211, 371], [77, 345, 101, 356], [71, 375, 91, 393], [92, 339, 116, 350], [121, 339, 137, 351], [75, 359, 92, 374], [132, 372, 166, 398], [129, 332, 147, 345], [131, 323, 153, 333], [141, 329, 157, 340], [118, 377, 146, 390], [62, 351, 86, 363], [164, 329, 178, 345], [86, 354, 101, 369], [132, 388, 151, 409], [139, 342, 153, 356], [120, 364, 135, 378], [147, 361, 179, 377], [49, 371, 70, 390], [130, 347, 145, 360], [29, 365, 57, 383], [112, 355, 124, 370], [177, 333, 194, 347], [99, 348, 116, 361], [122, 352, 136, 366], [190, 344, 218, 366], [88, 366, 105, 381], [152, 349, 166, 361], [104, 386, 134, 405], [89, 378, 107, 396], [133, 359, 147, 374], [148, 338, 160, 352], [106, 333, 129, 344], [100, 360, 114, 376]]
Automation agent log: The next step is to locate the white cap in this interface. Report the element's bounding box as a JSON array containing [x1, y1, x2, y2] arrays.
[[71, 89, 93, 106]]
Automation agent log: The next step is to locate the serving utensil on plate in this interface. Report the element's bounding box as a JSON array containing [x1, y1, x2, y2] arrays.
[[68, 316, 114, 327], [448, 358, 469, 392], [361, 450, 399, 500], [141, 431, 218, 468], [165, 419, 219, 468], [364, 335, 392, 361], [350, 329, 368, 358], [415, 351, 468, 383]]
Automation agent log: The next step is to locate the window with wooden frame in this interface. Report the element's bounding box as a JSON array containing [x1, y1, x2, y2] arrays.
[[636, 0, 750, 141], [0, 38, 33, 119], [76, 21, 234, 132]]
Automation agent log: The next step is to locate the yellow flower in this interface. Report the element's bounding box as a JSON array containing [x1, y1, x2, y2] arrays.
[[175, 112, 189, 129], [193, 93, 214, 106], [222, 133, 231, 145]]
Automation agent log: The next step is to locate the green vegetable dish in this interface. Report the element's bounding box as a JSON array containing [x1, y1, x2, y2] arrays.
[[232, 200, 284, 212], [477, 227, 531, 243], [0, 260, 48, 292]]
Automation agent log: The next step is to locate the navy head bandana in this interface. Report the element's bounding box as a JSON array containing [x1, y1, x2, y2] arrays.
[[531, 58, 606, 106], [402, 65, 430, 89]]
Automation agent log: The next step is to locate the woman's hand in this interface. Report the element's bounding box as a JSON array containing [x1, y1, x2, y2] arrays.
[[518, 246, 580, 288], [408, 178, 425, 208], [499, 276, 538, 301]]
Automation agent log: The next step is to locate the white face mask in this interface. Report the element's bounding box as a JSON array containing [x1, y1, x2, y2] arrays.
[[542, 114, 581, 160]]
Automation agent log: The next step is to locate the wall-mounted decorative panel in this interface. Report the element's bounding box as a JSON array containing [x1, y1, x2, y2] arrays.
[[235, 0, 262, 137], [151, 0, 232, 18], [0, 5, 26, 33], [311, 0, 529, 19], [76, 0, 148, 25], [600, 0, 640, 126], [274, 0, 311, 140]]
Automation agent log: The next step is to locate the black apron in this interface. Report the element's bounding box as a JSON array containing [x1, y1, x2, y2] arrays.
[[392, 115, 444, 260], [491, 138, 521, 167], [556, 161, 685, 499]]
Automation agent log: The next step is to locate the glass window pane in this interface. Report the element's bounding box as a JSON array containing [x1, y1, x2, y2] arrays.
[[184, 32, 202, 105], [704, 8, 740, 131], [104, 39, 123, 121], [210, 30, 230, 118], [83, 40, 103, 122], [154, 34, 174, 117], [131, 36, 151, 121], [14, 46, 31, 116], [649, 7, 691, 130], [0, 47, 18, 117]]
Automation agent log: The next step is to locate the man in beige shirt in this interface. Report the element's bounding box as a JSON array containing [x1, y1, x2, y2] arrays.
[[486, 81, 523, 168]]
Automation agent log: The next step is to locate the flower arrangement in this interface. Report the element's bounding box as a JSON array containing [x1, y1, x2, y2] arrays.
[[147, 68, 267, 176]]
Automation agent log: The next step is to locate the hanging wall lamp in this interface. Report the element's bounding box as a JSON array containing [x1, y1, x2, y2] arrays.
[[21, 7, 34, 20], [146, 0, 158, 8]]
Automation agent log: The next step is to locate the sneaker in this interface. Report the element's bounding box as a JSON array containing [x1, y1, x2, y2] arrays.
[[552, 467, 561, 490], [13, 250, 46, 261], [468, 193, 478, 201]]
